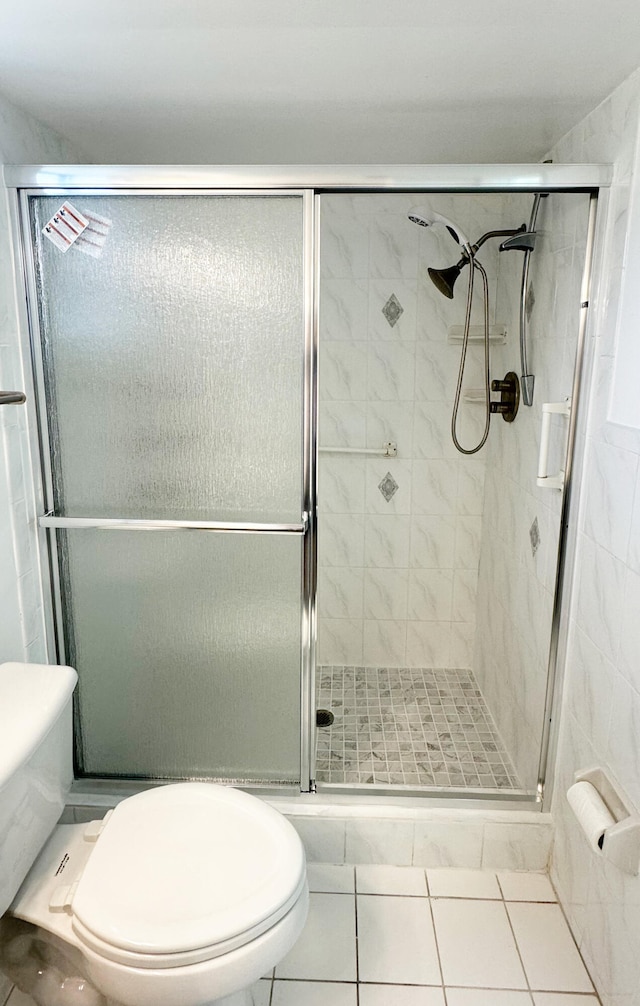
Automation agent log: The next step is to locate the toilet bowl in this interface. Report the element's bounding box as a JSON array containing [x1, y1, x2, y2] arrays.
[[0, 664, 308, 1006]]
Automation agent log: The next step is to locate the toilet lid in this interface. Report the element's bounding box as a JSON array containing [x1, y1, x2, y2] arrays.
[[70, 783, 306, 961]]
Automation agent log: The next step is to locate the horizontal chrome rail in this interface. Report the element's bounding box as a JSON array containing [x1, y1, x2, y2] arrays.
[[39, 514, 308, 534], [319, 442, 397, 457], [0, 391, 26, 405], [3, 163, 612, 192]]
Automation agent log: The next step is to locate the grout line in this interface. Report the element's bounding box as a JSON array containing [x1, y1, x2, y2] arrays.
[[426, 881, 449, 1006], [354, 874, 360, 1005], [502, 895, 535, 1004], [546, 881, 603, 1005]]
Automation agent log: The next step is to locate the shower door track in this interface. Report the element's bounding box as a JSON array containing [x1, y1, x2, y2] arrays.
[[6, 164, 610, 813]]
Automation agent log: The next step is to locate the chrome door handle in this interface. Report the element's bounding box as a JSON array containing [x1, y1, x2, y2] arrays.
[[0, 391, 26, 405]]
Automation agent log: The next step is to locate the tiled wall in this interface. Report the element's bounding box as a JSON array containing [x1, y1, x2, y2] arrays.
[[0, 92, 82, 669], [317, 193, 523, 668], [473, 191, 591, 789], [546, 67, 640, 1006]]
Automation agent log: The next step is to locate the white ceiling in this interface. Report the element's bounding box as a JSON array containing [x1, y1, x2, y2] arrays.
[[2, 0, 640, 164]]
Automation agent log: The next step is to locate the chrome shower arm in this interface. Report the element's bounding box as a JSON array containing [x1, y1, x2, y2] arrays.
[[471, 223, 527, 254]]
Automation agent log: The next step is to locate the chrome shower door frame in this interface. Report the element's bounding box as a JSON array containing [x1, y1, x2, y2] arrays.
[[12, 185, 317, 792], [6, 163, 611, 806]]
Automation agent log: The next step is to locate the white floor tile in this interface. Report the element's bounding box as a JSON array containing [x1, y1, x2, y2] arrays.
[[5, 993, 35, 1006], [356, 864, 428, 896], [431, 899, 527, 989], [497, 872, 556, 902], [507, 903, 593, 993], [427, 868, 501, 900], [446, 991, 532, 1006], [271, 980, 357, 1005], [357, 894, 441, 985], [359, 985, 445, 1005], [532, 996, 600, 1005], [275, 893, 356, 981], [307, 863, 355, 893], [249, 980, 272, 1006]]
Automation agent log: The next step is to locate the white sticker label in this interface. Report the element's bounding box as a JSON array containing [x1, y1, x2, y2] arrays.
[[75, 209, 113, 259], [42, 201, 88, 252]]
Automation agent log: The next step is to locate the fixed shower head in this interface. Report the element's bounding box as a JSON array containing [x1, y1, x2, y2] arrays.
[[407, 208, 472, 252], [427, 261, 466, 299]]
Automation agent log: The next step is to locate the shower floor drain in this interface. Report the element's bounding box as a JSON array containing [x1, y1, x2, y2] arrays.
[[316, 708, 335, 727]]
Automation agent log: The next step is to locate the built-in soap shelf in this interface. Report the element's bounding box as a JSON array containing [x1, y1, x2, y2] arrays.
[[447, 324, 507, 344], [568, 766, 640, 875]]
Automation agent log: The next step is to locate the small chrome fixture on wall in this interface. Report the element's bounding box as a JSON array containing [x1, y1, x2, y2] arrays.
[[0, 391, 26, 405], [490, 372, 520, 423]]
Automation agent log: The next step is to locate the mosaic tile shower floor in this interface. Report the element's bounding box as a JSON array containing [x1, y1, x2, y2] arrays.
[[315, 666, 520, 790]]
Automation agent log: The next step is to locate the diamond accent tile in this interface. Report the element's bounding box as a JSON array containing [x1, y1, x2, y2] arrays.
[[381, 293, 404, 328], [529, 517, 541, 557], [378, 471, 399, 502]]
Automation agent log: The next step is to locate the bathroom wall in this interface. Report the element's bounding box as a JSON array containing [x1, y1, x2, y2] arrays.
[[473, 191, 591, 789], [0, 91, 82, 667], [318, 193, 520, 669], [547, 66, 640, 1006]]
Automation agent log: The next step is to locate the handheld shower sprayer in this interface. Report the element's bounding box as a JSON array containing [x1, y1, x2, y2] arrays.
[[408, 209, 529, 454], [406, 208, 473, 253]]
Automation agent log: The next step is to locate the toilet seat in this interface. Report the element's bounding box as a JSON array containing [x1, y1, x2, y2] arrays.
[[68, 783, 306, 969]]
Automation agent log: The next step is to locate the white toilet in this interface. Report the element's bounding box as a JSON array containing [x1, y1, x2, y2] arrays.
[[0, 662, 308, 1006]]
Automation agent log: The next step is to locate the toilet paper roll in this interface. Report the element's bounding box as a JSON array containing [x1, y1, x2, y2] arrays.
[[567, 780, 615, 851]]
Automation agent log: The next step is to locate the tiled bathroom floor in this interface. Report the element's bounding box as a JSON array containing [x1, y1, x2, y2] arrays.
[[266, 864, 599, 1005], [2, 867, 599, 1006], [316, 666, 520, 789]]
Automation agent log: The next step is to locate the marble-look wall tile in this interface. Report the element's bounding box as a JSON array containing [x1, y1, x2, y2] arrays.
[[362, 619, 407, 666], [317, 568, 364, 619], [317, 618, 363, 665], [321, 341, 368, 401], [0, 93, 82, 667], [318, 514, 366, 567], [319, 401, 367, 447], [320, 211, 369, 279], [345, 819, 414, 865], [482, 824, 552, 871], [363, 514, 411, 568], [405, 620, 451, 667], [320, 278, 369, 341], [363, 568, 409, 620], [618, 566, 640, 691], [546, 65, 640, 1006], [367, 340, 416, 401], [409, 515, 456, 569], [288, 817, 346, 863], [407, 568, 454, 621], [583, 440, 638, 560], [411, 459, 459, 515], [575, 535, 626, 663], [317, 194, 500, 666], [369, 215, 419, 280], [412, 821, 484, 868], [319, 457, 366, 514]]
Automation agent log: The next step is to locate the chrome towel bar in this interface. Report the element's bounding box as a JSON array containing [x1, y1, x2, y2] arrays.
[[0, 391, 26, 405]]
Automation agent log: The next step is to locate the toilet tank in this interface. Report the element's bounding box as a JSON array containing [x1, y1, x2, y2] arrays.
[[0, 662, 77, 917]]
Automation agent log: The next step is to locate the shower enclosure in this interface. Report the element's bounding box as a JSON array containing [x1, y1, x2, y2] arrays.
[[7, 164, 605, 807]]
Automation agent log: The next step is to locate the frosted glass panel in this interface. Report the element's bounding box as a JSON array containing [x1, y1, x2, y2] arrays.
[[63, 529, 302, 781], [31, 195, 304, 521]]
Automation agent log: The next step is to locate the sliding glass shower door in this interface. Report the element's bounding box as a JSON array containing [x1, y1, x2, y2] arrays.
[[26, 192, 310, 784]]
